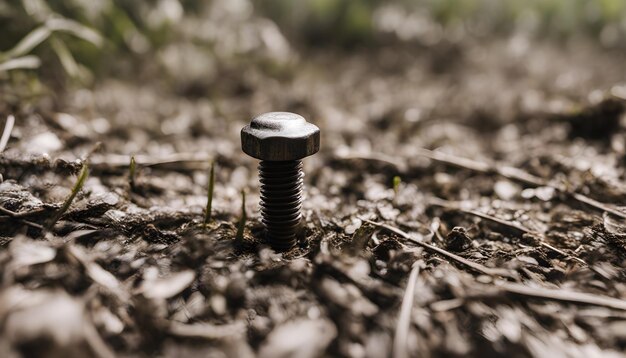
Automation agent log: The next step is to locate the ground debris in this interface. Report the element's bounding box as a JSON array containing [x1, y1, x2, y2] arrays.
[[559, 97, 624, 140], [445, 226, 473, 252], [2, 25, 626, 357], [257, 318, 336, 358], [0, 287, 114, 358]]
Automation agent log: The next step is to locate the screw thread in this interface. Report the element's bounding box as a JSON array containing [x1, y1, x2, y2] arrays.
[[258, 160, 304, 250]]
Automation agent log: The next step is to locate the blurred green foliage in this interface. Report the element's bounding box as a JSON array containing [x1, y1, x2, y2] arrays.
[[1, 0, 625, 96], [253, 0, 380, 46], [0, 0, 180, 83], [0, 0, 184, 104], [255, 0, 626, 46]]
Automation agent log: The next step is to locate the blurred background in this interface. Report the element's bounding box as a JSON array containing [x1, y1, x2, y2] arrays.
[[2, 0, 625, 166], [2, 0, 625, 96]]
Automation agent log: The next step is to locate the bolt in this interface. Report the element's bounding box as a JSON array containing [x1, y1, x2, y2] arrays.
[[241, 112, 320, 250]]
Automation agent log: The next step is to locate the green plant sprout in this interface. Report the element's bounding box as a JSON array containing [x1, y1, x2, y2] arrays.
[[203, 161, 215, 227], [129, 155, 137, 191], [393, 176, 401, 195], [47, 161, 90, 230]]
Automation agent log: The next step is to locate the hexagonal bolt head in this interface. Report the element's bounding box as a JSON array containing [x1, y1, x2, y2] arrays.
[[241, 112, 320, 161]]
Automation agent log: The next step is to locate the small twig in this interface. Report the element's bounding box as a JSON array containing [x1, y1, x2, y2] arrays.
[[430, 198, 610, 279], [0, 206, 18, 217], [393, 262, 421, 358], [498, 281, 626, 311], [364, 219, 516, 279], [570, 192, 626, 220], [0, 114, 15, 152], [431, 280, 626, 312], [0, 205, 46, 229], [465, 208, 532, 235], [90, 153, 215, 172], [430, 197, 537, 237], [417, 148, 492, 175], [0, 215, 44, 230], [418, 148, 626, 219], [0, 206, 46, 219], [418, 148, 546, 187]]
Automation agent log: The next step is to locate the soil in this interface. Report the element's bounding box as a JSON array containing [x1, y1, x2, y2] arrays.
[[1, 34, 626, 357]]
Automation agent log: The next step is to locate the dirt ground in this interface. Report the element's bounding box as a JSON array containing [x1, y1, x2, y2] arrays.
[[2, 27, 626, 357]]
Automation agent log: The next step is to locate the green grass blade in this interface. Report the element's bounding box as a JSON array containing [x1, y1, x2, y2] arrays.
[[203, 161, 215, 227], [50, 36, 79, 78], [393, 176, 401, 195], [0, 56, 41, 72], [129, 155, 136, 191], [3, 26, 51, 59], [47, 161, 90, 230], [45, 18, 103, 47]]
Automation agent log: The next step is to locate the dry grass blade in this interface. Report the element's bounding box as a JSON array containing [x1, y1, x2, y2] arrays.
[[393, 262, 420, 358], [431, 197, 533, 235], [465, 208, 532, 235], [498, 281, 626, 311], [364, 220, 516, 278], [432, 281, 626, 312], [0, 115, 15, 152], [416, 148, 492, 174], [47, 161, 89, 230], [0, 206, 46, 219], [417, 148, 546, 186], [89, 153, 214, 173]]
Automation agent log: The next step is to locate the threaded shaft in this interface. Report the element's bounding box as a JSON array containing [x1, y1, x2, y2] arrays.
[[258, 160, 304, 250]]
